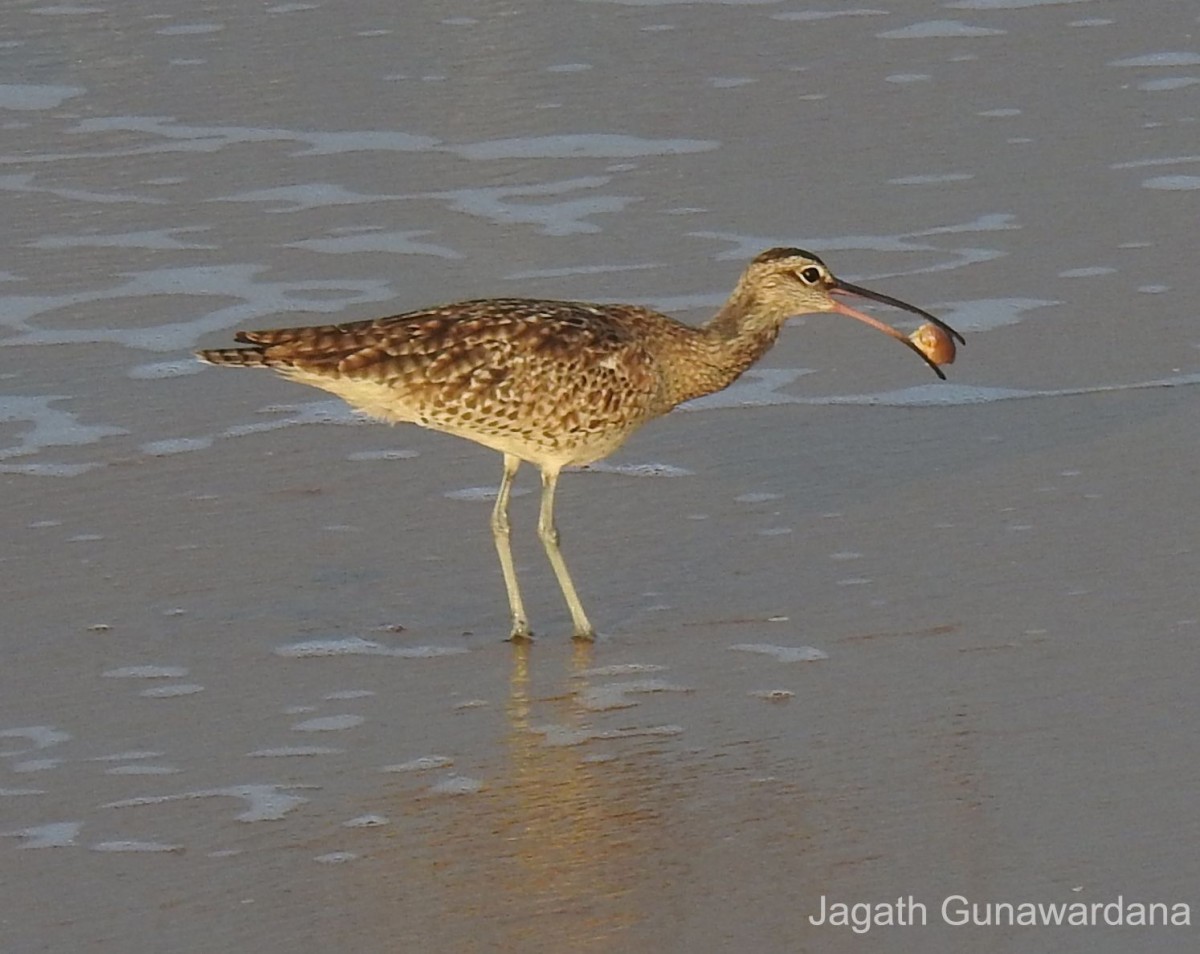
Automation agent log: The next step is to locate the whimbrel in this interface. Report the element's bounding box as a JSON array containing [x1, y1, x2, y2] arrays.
[[197, 248, 963, 640]]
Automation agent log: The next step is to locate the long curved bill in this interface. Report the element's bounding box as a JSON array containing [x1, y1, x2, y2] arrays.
[[829, 279, 964, 380]]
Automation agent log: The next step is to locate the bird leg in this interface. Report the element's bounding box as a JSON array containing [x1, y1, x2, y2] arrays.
[[492, 454, 532, 640], [537, 467, 596, 641]]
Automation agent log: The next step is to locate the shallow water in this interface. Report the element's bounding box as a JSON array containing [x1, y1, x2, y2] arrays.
[[3, 2, 1199, 952]]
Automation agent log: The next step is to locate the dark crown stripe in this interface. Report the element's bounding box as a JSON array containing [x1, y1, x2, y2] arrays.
[[751, 247, 824, 266]]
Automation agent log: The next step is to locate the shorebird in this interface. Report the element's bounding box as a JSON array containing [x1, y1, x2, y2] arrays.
[[198, 248, 963, 641]]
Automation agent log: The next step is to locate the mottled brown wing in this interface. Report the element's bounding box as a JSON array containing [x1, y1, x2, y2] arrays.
[[327, 299, 662, 409], [208, 300, 668, 445], [229, 299, 630, 368]]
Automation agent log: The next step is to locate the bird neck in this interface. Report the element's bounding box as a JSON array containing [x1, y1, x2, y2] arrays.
[[660, 289, 790, 406], [705, 281, 792, 336], [702, 286, 791, 376]]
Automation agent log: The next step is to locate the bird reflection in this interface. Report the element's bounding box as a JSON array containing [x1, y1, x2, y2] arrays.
[[391, 640, 684, 952]]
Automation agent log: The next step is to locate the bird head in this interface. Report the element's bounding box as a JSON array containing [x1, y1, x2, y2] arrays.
[[743, 247, 964, 379]]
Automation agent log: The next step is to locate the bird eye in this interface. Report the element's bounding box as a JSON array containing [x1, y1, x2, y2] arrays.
[[797, 266, 822, 285]]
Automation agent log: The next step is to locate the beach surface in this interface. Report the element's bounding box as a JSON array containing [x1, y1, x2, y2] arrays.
[[3, 2, 1198, 951]]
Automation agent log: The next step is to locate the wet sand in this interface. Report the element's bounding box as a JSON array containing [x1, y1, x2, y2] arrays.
[[3, 2, 1199, 952]]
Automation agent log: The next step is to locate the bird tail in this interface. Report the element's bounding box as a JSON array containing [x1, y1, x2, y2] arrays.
[[197, 324, 366, 369], [195, 346, 276, 368]]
